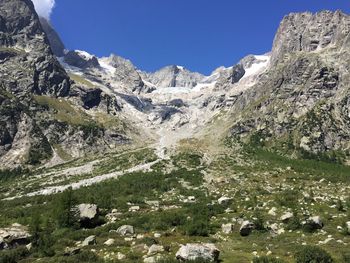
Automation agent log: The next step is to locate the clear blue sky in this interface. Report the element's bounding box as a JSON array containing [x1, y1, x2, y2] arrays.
[[51, 0, 349, 75]]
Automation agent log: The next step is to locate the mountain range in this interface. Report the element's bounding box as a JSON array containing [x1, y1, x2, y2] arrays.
[[0, 1, 350, 262], [1, 1, 349, 168]]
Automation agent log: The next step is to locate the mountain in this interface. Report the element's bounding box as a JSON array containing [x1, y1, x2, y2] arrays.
[[1, 2, 350, 262], [229, 10, 350, 161], [2, 0, 350, 168], [142, 65, 205, 88], [0, 0, 134, 168], [39, 16, 65, 57]]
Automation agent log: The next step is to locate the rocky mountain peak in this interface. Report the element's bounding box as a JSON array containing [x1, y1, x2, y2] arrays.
[[39, 17, 65, 57], [271, 10, 350, 65], [144, 65, 205, 88], [64, 50, 100, 69], [104, 54, 136, 71], [0, 0, 70, 97]]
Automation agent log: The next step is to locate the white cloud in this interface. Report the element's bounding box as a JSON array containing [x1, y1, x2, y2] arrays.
[[31, 0, 56, 20]]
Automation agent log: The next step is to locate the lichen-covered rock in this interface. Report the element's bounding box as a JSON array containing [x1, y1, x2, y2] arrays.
[[175, 243, 220, 262]]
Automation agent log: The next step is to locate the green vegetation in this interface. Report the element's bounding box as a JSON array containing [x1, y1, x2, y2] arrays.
[[68, 73, 95, 88], [248, 147, 350, 183], [294, 246, 333, 263], [54, 188, 78, 228], [0, 247, 29, 263], [0, 168, 29, 182], [253, 256, 285, 263], [34, 95, 93, 126], [0, 141, 349, 262]]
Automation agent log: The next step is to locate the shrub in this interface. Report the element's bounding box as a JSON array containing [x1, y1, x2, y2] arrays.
[[294, 246, 333, 263], [29, 215, 55, 257], [0, 247, 29, 263], [54, 187, 78, 228], [153, 210, 186, 230], [275, 189, 300, 209], [253, 256, 285, 263], [184, 219, 210, 237], [342, 252, 350, 263], [158, 258, 211, 263], [253, 211, 266, 231], [286, 213, 302, 231]]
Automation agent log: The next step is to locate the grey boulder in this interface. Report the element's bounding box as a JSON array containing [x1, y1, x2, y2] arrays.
[[175, 243, 220, 262]]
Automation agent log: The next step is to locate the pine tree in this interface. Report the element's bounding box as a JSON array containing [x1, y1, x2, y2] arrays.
[[55, 187, 78, 228]]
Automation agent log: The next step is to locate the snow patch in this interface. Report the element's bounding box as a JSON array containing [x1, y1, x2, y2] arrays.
[[240, 55, 270, 80], [98, 58, 116, 75], [75, 50, 94, 60], [57, 57, 83, 75]]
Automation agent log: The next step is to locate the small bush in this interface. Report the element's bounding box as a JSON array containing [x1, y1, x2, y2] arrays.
[[253, 211, 266, 231], [184, 219, 210, 237], [253, 256, 285, 263], [294, 246, 333, 263], [0, 247, 29, 263], [342, 252, 350, 263], [275, 189, 300, 209], [158, 258, 211, 263], [286, 213, 302, 231]]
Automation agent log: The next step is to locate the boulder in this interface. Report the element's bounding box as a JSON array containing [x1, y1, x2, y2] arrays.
[[116, 225, 134, 236], [346, 221, 350, 234], [304, 216, 324, 230], [268, 207, 277, 216], [175, 243, 220, 262], [0, 223, 31, 250], [280, 212, 294, 223], [64, 247, 81, 256], [117, 252, 126, 260], [148, 244, 164, 255], [154, 233, 161, 238], [144, 255, 163, 263], [77, 204, 99, 227], [82, 235, 96, 246], [106, 209, 122, 223], [221, 223, 233, 234], [268, 223, 285, 236], [104, 238, 115, 246], [218, 196, 233, 206], [129, 206, 140, 212], [239, 221, 255, 236]]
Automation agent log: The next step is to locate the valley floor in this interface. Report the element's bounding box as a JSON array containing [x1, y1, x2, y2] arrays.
[[0, 139, 349, 262]]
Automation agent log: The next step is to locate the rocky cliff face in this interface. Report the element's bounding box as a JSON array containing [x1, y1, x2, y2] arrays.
[[0, 0, 70, 97], [39, 17, 65, 57], [229, 11, 350, 161], [144, 65, 205, 88], [0, 0, 131, 168], [271, 10, 350, 65]]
